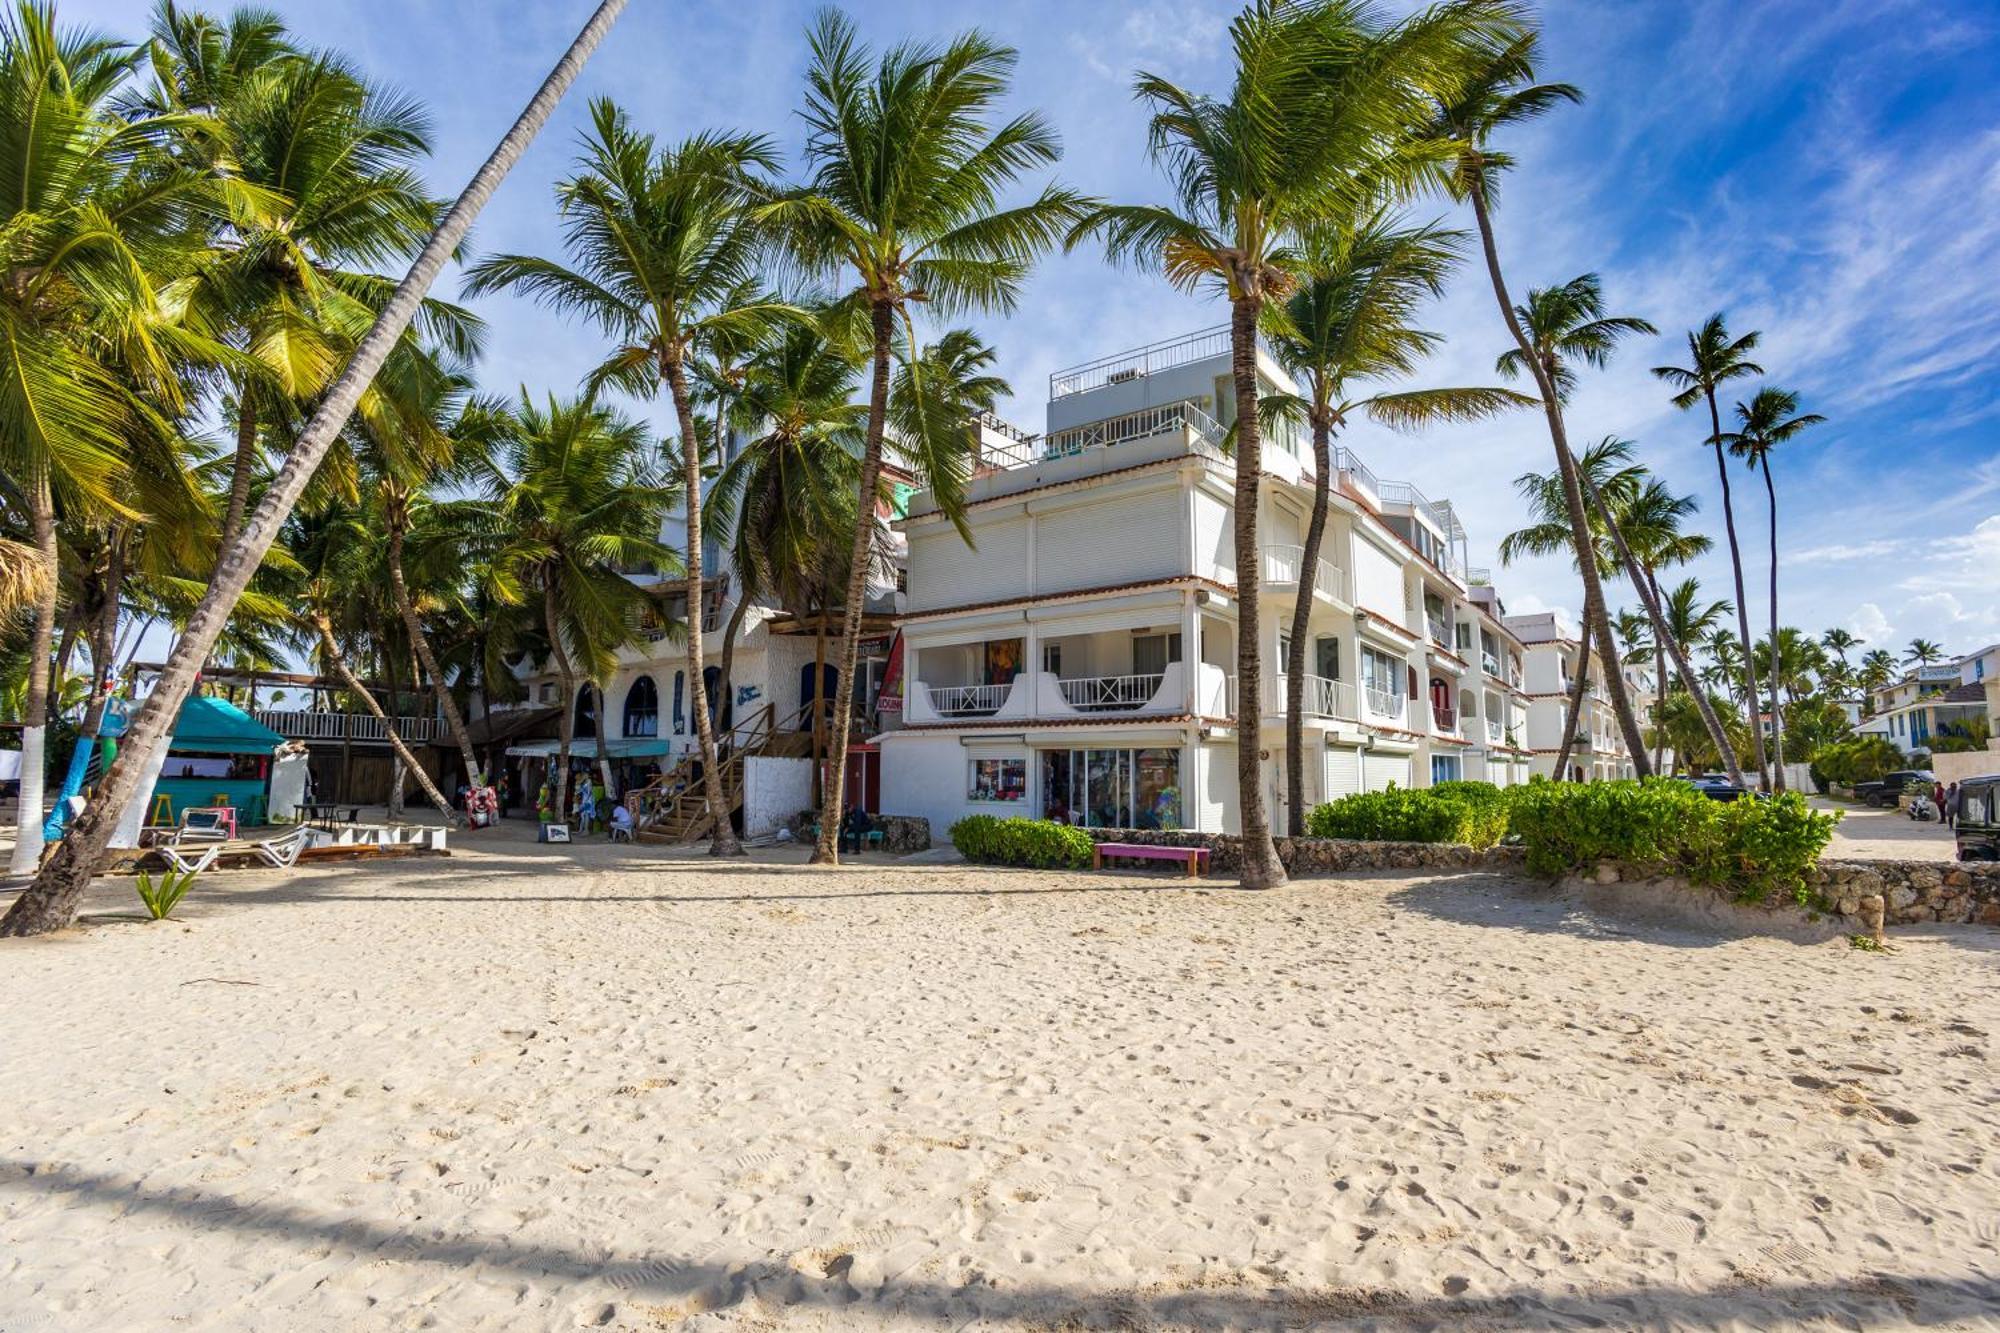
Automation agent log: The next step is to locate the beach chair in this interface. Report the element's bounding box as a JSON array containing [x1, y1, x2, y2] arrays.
[[158, 836, 222, 875], [175, 808, 231, 843], [250, 826, 313, 868]]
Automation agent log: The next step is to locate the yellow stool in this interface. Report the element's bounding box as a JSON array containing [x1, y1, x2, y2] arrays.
[[150, 793, 173, 825]]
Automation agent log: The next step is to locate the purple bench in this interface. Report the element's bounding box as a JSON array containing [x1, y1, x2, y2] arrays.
[[1092, 842, 1209, 878]]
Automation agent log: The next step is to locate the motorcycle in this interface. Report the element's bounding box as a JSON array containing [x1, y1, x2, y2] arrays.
[[1907, 794, 1937, 822]]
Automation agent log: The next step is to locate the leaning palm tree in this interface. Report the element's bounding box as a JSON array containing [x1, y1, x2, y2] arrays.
[[1500, 437, 1642, 779], [1613, 479, 1712, 773], [1651, 314, 1767, 786], [8, 0, 627, 938], [1722, 385, 1824, 791], [775, 8, 1087, 867], [1263, 217, 1526, 831], [1071, 0, 1516, 882], [1491, 275, 1657, 774], [483, 391, 681, 822], [1903, 638, 1945, 669], [465, 107, 797, 855]]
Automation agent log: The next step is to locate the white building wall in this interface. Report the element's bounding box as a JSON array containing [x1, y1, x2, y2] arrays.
[[1352, 537, 1405, 622], [743, 756, 811, 838], [1193, 489, 1234, 583]]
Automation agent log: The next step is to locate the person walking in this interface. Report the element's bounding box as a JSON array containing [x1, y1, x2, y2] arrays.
[[1945, 781, 1961, 831]]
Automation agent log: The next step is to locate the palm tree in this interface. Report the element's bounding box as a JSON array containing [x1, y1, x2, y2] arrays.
[[1072, 0, 1513, 881], [1858, 648, 1897, 697], [1500, 437, 1642, 779], [1261, 217, 1527, 834], [10, 0, 627, 938], [483, 392, 680, 822], [1651, 314, 1767, 786], [1721, 385, 1824, 791], [465, 107, 797, 855], [1821, 627, 1861, 668], [1903, 638, 1946, 669], [0, 537, 50, 616], [1490, 275, 1657, 774], [776, 9, 1086, 868], [0, 3, 226, 874], [1612, 479, 1712, 774]]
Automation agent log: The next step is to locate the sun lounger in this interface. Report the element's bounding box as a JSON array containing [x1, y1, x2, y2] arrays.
[[158, 840, 222, 874]]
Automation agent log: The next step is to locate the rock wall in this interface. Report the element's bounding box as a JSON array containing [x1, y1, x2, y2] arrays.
[[1083, 828, 1525, 876], [1813, 858, 2000, 927], [784, 811, 931, 854]]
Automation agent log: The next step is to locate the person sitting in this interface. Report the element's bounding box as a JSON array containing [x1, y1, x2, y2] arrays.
[[607, 801, 634, 842], [839, 802, 873, 855]]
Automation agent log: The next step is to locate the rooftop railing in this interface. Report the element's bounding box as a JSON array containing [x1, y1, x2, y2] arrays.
[[257, 709, 443, 744], [1334, 446, 1379, 497], [1042, 398, 1224, 461], [1049, 325, 1230, 399]]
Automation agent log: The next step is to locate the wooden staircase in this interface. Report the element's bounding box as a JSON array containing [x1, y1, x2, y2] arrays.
[[628, 701, 823, 844]]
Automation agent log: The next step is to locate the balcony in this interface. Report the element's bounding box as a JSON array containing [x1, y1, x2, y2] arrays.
[[1486, 717, 1503, 744], [1431, 702, 1458, 733], [1049, 325, 1230, 399], [1261, 544, 1351, 604], [1277, 673, 1356, 720], [1364, 687, 1406, 724], [1481, 652, 1501, 676], [928, 682, 1015, 718], [1058, 672, 1166, 712], [257, 709, 443, 744], [1426, 616, 1451, 648], [1043, 397, 1224, 460]]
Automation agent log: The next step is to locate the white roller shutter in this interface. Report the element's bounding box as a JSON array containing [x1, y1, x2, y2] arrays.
[[1035, 488, 1184, 595], [1323, 744, 1361, 799], [908, 516, 1027, 611], [1363, 751, 1411, 792]]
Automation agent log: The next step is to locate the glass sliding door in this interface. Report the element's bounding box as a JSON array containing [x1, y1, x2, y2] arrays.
[[1040, 746, 1184, 830]]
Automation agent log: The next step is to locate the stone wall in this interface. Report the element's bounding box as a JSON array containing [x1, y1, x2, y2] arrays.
[[1813, 858, 2000, 927], [1083, 828, 1525, 876], [783, 811, 931, 854]]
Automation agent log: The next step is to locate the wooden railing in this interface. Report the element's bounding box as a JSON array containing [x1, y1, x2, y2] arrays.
[[256, 709, 443, 743]]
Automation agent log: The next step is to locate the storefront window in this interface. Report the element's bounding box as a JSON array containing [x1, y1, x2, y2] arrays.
[[968, 757, 1026, 802], [1039, 747, 1182, 829]]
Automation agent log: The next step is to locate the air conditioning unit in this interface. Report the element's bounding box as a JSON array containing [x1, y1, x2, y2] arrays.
[[1108, 367, 1142, 384]]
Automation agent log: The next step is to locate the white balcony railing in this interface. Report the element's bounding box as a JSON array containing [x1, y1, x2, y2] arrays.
[[928, 683, 1012, 717], [1364, 687, 1405, 722], [1049, 325, 1230, 399], [1043, 398, 1224, 460], [1059, 672, 1165, 711], [1486, 718, 1504, 743], [256, 709, 443, 744], [1278, 673, 1356, 720], [1426, 616, 1451, 647], [1261, 544, 1351, 603], [1481, 653, 1501, 676]]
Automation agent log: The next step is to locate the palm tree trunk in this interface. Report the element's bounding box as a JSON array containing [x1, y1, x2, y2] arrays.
[[2, 0, 624, 937], [388, 518, 482, 791], [812, 300, 896, 866], [811, 606, 826, 809], [542, 582, 577, 822], [1763, 457, 1785, 792], [76, 538, 125, 744], [220, 391, 257, 551], [714, 591, 751, 740], [311, 613, 455, 819], [1284, 412, 1333, 838], [7, 479, 58, 875], [1706, 387, 1768, 791], [593, 681, 615, 824], [1647, 568, 1666, 773], [1228, 292, 1285, 887], [663, 353, 740, 855], [1555, 621, 1589, 781], [1574, 462, 1744, 785]]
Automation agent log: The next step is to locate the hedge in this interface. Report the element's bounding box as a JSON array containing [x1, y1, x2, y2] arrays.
[[948, 815, 1096, 869], [1304, 782, 1512, 849], [1507, 778, 1838, 905]]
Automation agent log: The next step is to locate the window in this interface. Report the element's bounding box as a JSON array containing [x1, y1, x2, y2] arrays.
[[1431, 755, 1461, 784], [1132, 632, 1182, 677], [672, 671, 686, 732], [1040, 747, 1182, 829], [968, 757, 1026, 802], [1314, 636, 1341, 680], [538, 682, 554, 703], [622, 675, 659, 737], [1456, 622, 1474, 652], [1043, 641, 1063, 676]]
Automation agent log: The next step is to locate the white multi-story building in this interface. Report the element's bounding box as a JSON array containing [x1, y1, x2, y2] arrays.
[[880, 325, 1535, 838], [1502, 610, 1642, 781]]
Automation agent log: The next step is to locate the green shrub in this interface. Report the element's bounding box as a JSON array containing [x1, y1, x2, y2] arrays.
[[134, 867, 198, 921], [949, 815, 1095, 869], [1507, 778, 1838, 906], [1304, 782, 1513, 849], [1810, 736, 1906, 787]]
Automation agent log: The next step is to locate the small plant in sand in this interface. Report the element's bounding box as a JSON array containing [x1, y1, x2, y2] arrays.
[[135, 868, 198, 922]]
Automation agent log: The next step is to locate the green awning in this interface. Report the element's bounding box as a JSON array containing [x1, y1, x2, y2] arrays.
[[168, 695, 286, 755]]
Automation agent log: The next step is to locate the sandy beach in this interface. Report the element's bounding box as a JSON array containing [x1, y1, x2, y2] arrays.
[[3, 828, 1997, 1330]]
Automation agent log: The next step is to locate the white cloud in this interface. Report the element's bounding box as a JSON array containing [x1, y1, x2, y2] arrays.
[[1848, 603, 1895, 644]]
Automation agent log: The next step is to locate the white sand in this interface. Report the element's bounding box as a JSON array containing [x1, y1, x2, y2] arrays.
[[3, 828, 1998, 1331]]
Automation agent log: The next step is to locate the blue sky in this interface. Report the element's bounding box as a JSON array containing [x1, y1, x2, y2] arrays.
[[72, 0, 2000, 662]]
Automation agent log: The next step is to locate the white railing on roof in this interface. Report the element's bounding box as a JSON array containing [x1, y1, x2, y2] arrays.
[[1278, 673, 1356, 720], [1466, 565, 1492, 586], [257, 709, 443, 744], [1378, 480, 1452, 538], [1334, 446, 1378, 496], [1059, 672, 1165, 711], [1260, 544, 1351, 603], [1042, 398, 1224, 460], [1049, 325, 1231, 399], [928, 683, 1011, 717]]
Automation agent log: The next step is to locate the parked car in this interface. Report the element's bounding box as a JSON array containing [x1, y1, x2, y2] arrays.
[[1956, 775, 2000, 862], [1852, 769, 1935, 808], [1684, 774, 1752, 802]]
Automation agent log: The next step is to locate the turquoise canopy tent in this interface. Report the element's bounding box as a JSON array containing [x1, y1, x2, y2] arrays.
[[147, 696, 287, 826]]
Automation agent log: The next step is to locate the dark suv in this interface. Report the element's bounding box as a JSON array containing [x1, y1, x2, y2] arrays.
[[1956, 776, 1999, 861], [1853, 769, 1935, 808]]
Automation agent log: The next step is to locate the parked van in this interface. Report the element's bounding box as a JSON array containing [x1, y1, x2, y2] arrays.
[[1956, 776, 2000, 862]]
